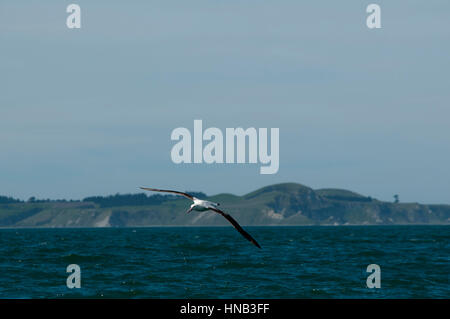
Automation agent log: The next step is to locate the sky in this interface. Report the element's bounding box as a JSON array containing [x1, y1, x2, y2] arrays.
[[1, 1, 449, 203]]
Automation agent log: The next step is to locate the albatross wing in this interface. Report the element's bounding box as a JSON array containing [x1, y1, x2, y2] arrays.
[[140, 187, 194, 200], [209, 207, 261, 249]]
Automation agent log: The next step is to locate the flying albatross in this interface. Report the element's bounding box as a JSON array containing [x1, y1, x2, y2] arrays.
[[140, 187, 261, 248]]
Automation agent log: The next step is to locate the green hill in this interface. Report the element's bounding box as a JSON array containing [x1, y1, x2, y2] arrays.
[[0, 183, 449, 227]]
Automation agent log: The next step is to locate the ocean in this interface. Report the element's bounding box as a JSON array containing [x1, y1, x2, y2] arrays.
[[0, 226, 448, 298]]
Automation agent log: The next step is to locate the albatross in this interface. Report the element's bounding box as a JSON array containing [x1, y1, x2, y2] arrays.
[[140, 187, 261, 248]]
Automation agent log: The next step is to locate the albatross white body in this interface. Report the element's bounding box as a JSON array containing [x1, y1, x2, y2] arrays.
[[189, 198, 219, 212]]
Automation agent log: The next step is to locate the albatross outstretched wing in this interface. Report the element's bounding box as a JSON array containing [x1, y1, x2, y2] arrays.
[[140, 187, 194, 200], [209, 207, 261, 249]]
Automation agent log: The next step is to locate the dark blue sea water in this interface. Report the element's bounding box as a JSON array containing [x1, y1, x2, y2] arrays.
[[0, 226, 448, 298]]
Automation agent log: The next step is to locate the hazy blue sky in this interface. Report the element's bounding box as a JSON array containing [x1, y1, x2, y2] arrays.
[[1, 1, 449, 203]]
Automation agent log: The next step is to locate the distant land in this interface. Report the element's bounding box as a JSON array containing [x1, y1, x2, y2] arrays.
[[0, 183, 449, 227]]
